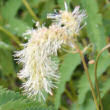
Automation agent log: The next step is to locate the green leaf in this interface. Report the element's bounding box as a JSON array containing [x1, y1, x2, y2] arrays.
[[78, 55, 110, 104], [0, 86, 24, 105], [55, 53, 80, 109], [0, 99, 28, 110], [0, 86, 53, 110], [81, 0, 106, 51], [0, 99, 52, 110], [0, 41, 13, 50], [40, 0, 55, 22], [101, 78, 110, 98], [5, 18, 30, 37], [22, 12, 34, 27], [1, 0, 22, 20], [71, 99, 96, 110], [0, 49, 15, 75]]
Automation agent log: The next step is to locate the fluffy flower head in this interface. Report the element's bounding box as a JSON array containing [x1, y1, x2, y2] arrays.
[[48, 3, 86, 36], [15, 3, 86, 101]]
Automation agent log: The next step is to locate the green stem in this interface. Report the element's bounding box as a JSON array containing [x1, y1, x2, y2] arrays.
[[0, 26, 22, 48], [75, 43, 99, 110], [22, 0, 39, 21], [95, 44, 110, 110]]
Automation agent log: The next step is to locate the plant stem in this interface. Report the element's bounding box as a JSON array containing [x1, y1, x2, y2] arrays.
[[95, 44, 110, 110], [22, 0, 39, 21], [75, 43, 99, 110], [0, 26, 22, 48]]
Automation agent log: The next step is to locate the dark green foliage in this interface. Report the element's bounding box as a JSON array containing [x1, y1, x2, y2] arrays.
[[0, 86, 53, 110]]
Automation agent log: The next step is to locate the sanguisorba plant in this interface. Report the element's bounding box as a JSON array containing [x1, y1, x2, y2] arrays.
[[15, 2, 102, 110]]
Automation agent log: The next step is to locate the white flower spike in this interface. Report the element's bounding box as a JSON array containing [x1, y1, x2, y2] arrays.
[[15, 3, 86, 101]]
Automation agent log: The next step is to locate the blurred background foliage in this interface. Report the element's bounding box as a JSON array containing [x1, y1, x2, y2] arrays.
[[0, 0, 110, 110]]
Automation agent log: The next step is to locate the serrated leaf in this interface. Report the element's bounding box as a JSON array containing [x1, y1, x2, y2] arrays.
[[0, 99, 27, 110], [1, 0, 30, 37], [28, 0, 41, 7], [0, 86, 24, 105], [0, 86, 52, 110], [55, 53, 80, 109], [78, 55, 110, 104], [103, 94, 110, 110], [81, 0, 106, 51]]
